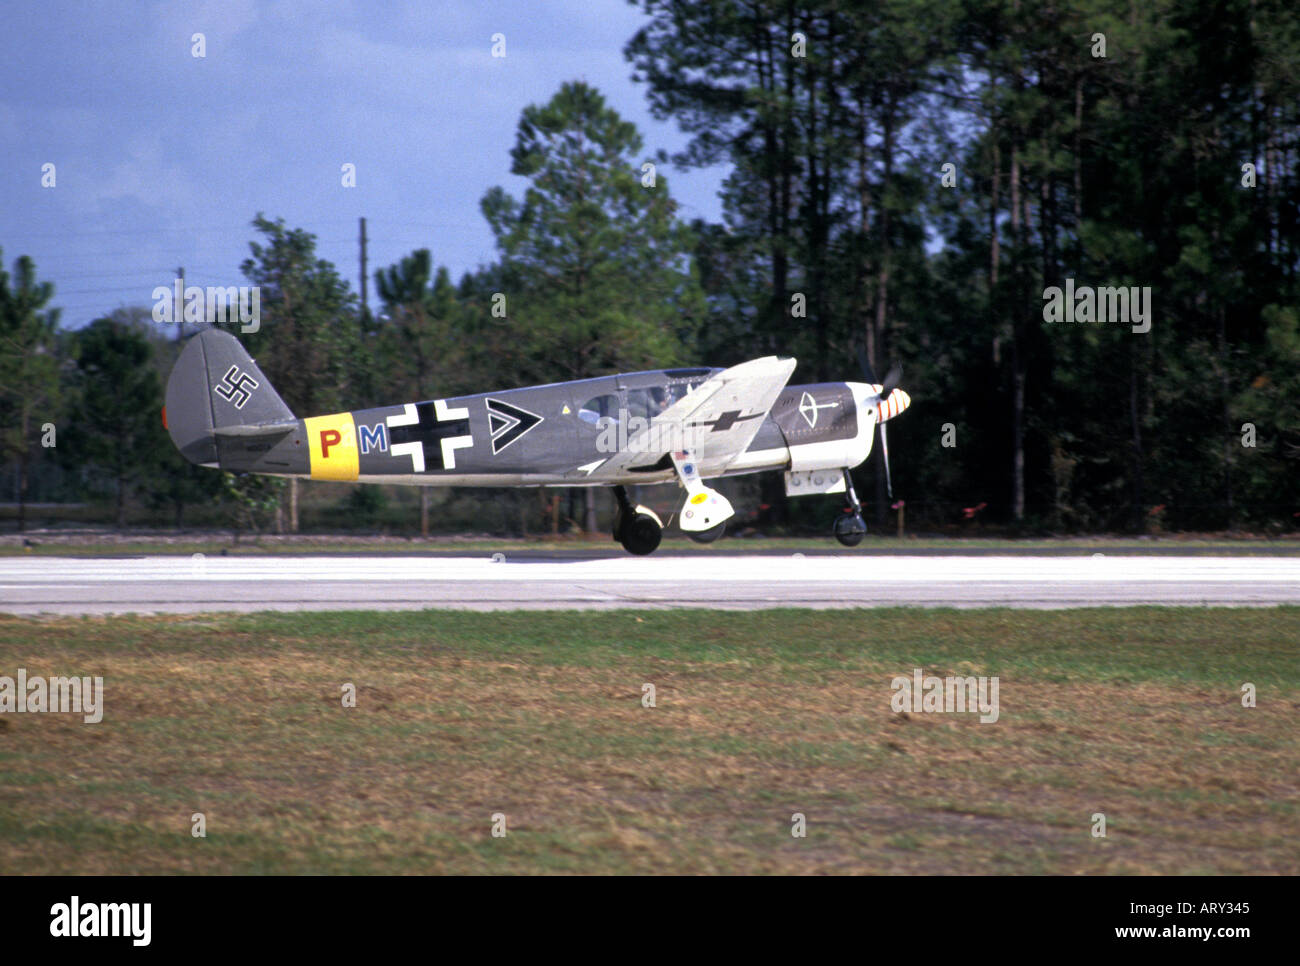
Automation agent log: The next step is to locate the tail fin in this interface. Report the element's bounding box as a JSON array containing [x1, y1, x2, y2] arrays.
[[165, 328, 296, 466]]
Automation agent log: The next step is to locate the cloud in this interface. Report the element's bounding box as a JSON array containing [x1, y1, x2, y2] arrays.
[[148, 0, 261, 55], [92, 135, 203, 213]]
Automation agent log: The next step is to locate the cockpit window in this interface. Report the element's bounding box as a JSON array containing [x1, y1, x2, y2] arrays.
[[624, 382, 703, 420], [577, 394, 620, 425], [624, 387, 670, 420], [578, 381, 705, 426]]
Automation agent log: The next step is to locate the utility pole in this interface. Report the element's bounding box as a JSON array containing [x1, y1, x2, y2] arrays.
[[358, 216, 368, 324], [176, 266, 184, 341]]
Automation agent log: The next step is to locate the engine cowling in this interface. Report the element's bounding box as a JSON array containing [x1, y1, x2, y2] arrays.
[[785, 382, 908, 472]]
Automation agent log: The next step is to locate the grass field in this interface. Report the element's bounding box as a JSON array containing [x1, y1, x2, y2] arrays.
[[1, 607, 1297, 874]]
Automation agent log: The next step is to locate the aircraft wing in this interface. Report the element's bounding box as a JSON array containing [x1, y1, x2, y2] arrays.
[[592, 356, 797, 478]]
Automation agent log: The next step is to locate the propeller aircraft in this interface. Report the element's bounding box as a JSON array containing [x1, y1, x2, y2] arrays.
[[164, 329, 911, 554]]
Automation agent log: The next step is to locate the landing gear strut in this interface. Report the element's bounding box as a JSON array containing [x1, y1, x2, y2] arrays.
[[833, 468, 867, 548], [613, 485, 662, 556]]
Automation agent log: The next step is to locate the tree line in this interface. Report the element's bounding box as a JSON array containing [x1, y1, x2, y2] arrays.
[[2, 0, 1297, 535]]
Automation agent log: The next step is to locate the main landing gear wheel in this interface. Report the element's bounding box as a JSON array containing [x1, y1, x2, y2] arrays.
[[686, 521, 726, 544], [833, 512, 867, 547], [612, 484, 663, 556], [620, 514, 663, 555], [833, 467, 867, 548]]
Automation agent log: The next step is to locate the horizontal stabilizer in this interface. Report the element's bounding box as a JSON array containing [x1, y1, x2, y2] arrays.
[[211, 420, 299, 438]]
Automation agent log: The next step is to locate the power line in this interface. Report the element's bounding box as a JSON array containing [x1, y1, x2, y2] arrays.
[[55, 285, 174, 296], [6, 218, 442, 239], [10, 219, 485, 241], [40, 269, 199, 281]]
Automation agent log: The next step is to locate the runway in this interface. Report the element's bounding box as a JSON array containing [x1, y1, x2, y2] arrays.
[[1, 553, 1298, 614]]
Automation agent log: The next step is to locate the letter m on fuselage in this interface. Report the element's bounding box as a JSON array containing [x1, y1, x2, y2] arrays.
[[358, 423, 388, 454]]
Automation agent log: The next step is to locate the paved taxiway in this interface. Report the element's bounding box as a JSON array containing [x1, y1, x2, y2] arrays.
[[1, 553, 1298, 614]]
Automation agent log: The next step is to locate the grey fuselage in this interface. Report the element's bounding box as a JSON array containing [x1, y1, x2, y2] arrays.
[[212, 368, 872, 487]]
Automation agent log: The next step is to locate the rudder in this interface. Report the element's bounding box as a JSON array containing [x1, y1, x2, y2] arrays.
[[165, 328, 295, 466]]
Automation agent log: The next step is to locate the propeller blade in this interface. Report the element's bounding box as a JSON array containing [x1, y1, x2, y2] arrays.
[[857, 348, 900, 500], [855, 347, 878, 389], [880, 420, 893, 499], [881, 363, 903, 397]]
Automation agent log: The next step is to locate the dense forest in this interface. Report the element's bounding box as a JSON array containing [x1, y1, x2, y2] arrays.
[[2, 0, 1297, 536]]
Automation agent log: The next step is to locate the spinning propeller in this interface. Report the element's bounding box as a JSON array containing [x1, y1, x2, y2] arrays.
[[856, 349, 903, 499]]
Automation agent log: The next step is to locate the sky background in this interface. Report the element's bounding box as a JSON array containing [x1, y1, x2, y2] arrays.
[[1, 0, 727, 328]]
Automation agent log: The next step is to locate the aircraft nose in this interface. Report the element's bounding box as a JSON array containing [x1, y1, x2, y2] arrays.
[[879, 388, 910, 422]]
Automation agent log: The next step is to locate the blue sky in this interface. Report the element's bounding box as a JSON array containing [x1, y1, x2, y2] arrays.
[[1, 0, 726, 328]]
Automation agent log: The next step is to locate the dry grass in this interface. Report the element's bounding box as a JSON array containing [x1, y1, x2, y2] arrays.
[[0, 607, 1296, 874]]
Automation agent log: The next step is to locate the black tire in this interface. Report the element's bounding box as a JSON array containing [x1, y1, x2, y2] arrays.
[[620, 513, 662, 555], [833, 513, 867, 548], [686, 521, 727, 544]]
